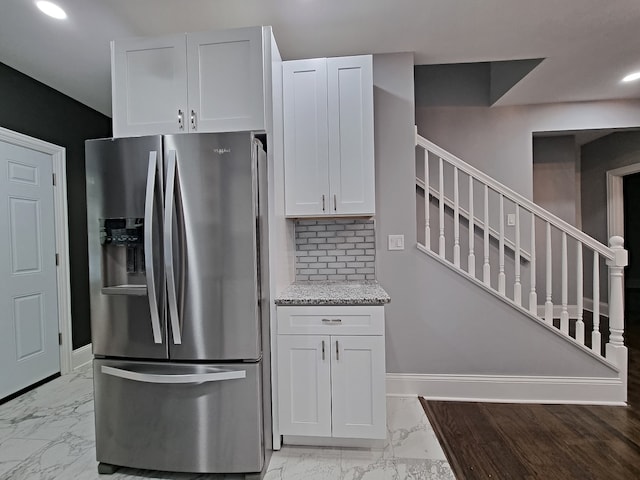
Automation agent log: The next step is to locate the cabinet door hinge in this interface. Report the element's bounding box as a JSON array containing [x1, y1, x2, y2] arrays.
[[55, 253, 59, 266], [52, 173, 56, 186], [58, 333, 63, 345]]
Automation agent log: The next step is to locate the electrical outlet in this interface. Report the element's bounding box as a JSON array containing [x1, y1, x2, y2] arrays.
[[507, 213, 516, 226], [388, 234, 405, 250]]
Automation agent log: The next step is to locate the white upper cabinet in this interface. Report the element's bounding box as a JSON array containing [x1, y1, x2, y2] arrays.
[[283, 55, 375, 217], [327, 56, 375, 216], [186, 28, 265, 133], [282, 59, 330, 216], [111, 35, 188, 136], [112, 27, 271, 137]]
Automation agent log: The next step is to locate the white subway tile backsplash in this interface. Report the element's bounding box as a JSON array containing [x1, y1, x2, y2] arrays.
[[295, 219, 376, 281]]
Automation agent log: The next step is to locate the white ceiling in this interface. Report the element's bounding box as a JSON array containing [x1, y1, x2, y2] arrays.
[[1, 0, 640, 117]]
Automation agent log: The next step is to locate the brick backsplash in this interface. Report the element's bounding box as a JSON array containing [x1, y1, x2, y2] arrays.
[[295, 219, 376, 282]]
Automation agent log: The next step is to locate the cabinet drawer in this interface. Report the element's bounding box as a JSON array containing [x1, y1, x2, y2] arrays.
[[277, 306, 383, 335]]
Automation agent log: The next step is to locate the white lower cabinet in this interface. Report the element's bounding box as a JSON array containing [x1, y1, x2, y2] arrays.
[[277, 306, 386, 440]]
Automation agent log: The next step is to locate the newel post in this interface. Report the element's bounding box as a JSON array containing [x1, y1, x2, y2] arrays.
[[606, 236, 628, 386]]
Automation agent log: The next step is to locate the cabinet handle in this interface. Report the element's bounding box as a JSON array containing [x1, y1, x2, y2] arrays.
[[190, 110, 197, 130], [336, 340, 339, 360], [177, 109, 184, 130], [321, 318, 342, 323], [322, 194, 326, 212], [334, 194, 337, 211], [322, 340, 325, 360]]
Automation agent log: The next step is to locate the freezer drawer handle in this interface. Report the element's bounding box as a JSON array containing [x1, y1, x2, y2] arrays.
[[101, 366, 246, 384], [144, 151, 163, 344], [164, 150, 182, 344]]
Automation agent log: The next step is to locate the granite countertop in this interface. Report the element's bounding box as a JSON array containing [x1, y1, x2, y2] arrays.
[[275, 281, 390, 306]]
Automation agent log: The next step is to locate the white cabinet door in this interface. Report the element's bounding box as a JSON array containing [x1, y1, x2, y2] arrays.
[[187, 27, 265, 132], [283, 58, 330, 216], [327, 56, 375, 215], [112, 35, 188, 137], [331, 335, 386, 439], [277, 335, 332, 437]]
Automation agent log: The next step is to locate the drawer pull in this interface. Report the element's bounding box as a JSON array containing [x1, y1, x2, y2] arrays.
[[321, 318, 342, 323], [322, 340, 325, 360], [336, 340, 340, 360]]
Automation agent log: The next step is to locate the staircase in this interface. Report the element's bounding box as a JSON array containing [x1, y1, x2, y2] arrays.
[[414, 132, 628, 403]]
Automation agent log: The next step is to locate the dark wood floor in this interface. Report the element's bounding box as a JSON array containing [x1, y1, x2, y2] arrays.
[[421, 326, 640, 480]]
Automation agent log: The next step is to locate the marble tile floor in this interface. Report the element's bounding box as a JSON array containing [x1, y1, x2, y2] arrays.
[[0, 365, 454, 480]]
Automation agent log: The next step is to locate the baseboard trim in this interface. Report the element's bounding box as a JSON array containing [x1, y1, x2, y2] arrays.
[[386, 373, 625, 405], [283, 436, 385, 449], [72, 344, 92, 371]]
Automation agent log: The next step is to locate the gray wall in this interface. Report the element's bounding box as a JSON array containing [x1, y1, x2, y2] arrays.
[[533, 136, 580, 304], [581, 131, 640, 245], [414, 63, 489, 107], [374, 53, 615, 377], [416, 100, 640, 200], [533, 136, 579, 226]]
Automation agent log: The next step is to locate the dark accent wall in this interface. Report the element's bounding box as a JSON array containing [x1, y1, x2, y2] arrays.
[[0, 62, 112, 349]]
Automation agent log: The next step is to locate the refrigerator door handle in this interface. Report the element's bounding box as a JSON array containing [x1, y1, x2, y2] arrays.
[[164, 150, 182, 344], [144, 151, 163, 344], [101, 366, 246, 384]]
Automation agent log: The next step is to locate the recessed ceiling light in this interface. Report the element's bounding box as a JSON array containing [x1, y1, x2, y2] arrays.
[[36, 1, 67, 20], [622, 71, 640, 83]]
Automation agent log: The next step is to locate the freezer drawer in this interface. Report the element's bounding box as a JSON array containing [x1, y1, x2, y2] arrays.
[[93, 359, 264, 474]]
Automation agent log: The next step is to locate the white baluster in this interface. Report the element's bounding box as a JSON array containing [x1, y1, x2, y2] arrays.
[[576, 242, 584, 344], [424, 149, 430, 249], [529, 213, 537, 315], [483, 185, 490, 286], [468, 176, 475, 277], [592, 251, 600, 354], [560, 232, 569, 335], [453, 167, 460, 267], [439, 157, 445, 258], [514, 204, 521, 306], [606, 236, 628, 370], [545, 222, 553, 324], [498, 195, 506, 295]]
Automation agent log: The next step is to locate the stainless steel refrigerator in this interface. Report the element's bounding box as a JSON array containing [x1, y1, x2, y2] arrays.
[[85, 132, 271, 475]]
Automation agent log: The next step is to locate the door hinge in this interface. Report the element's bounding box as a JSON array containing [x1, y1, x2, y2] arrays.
[[55, 253, 59, 266], [58, 333, 63, 345], [52, 173, 56, 186]]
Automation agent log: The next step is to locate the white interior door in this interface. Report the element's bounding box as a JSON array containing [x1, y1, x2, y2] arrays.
[[0, 140, 60, 399]]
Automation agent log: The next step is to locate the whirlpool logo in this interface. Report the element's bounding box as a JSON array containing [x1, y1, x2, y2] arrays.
[[213, 148, 231, 155]]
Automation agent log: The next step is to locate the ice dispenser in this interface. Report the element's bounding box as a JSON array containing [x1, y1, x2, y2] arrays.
[[100, 218, 148, 295]]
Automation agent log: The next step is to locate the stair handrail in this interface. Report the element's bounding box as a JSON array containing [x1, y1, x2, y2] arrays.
[[416, 131, 629, 376], [416, 134, 615, 261]]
